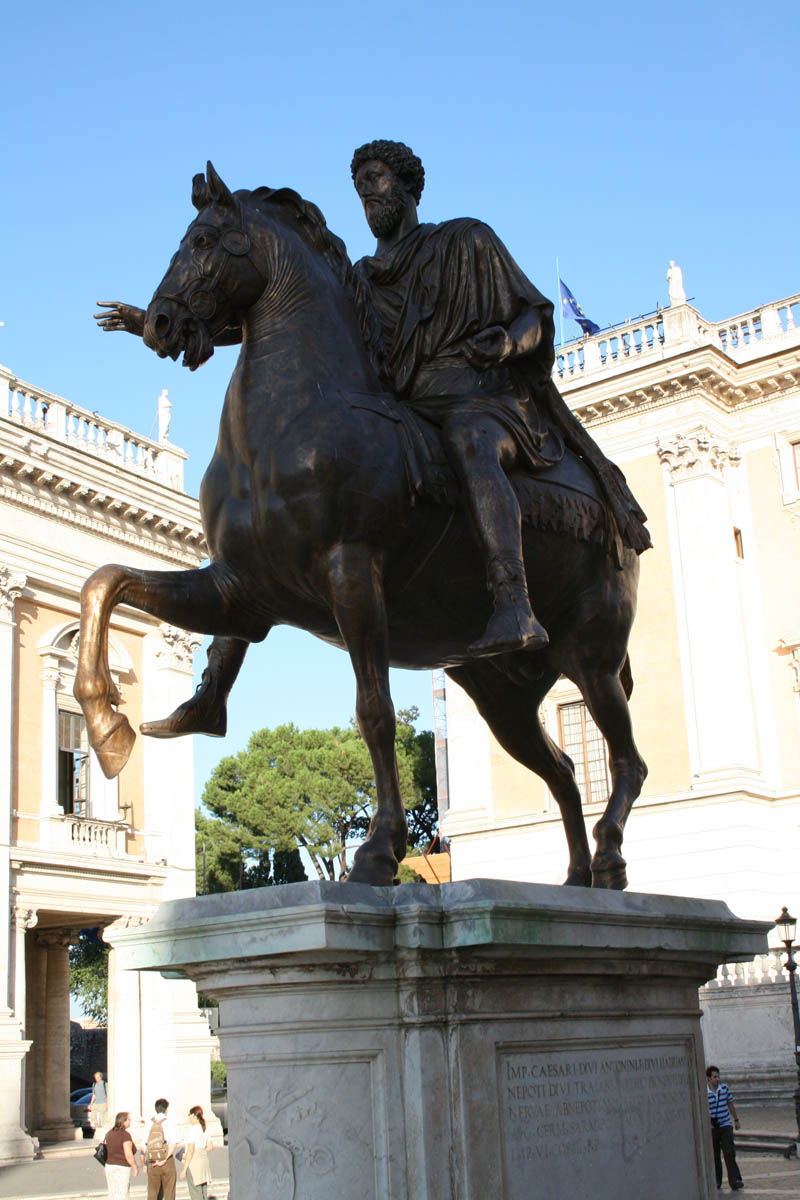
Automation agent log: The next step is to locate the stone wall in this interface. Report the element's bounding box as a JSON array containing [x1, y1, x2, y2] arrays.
[[69, 1020, 107, 1087]]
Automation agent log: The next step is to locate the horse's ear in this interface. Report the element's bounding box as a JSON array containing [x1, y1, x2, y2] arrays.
[[191, 173, 210, 211], [206, 161, 234, 209]]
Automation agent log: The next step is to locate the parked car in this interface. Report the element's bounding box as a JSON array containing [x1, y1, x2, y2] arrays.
[[70, 1087, 93, 1133], [210, 1087, 227, 1133]]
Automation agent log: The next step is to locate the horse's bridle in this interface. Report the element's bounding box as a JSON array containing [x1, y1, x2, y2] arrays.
[[159, 203, 255, 330]]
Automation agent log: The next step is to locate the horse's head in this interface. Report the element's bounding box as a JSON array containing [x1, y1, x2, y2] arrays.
[[144, 162, 265, 370]]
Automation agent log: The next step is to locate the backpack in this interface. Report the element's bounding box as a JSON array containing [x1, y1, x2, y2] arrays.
[[145, 1120, 168, 1165]]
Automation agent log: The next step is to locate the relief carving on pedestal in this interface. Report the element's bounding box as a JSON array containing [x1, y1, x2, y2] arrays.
[[656, 426, 741, 482], [229, 1084, 337, 1199]]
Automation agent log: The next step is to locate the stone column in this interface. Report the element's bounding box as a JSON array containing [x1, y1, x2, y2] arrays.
[[33, 930, 79, 1143], [0, 567, 26, 997], [0, 568, 36, 1165], [104, 915, 221, 1142], [105, 921, 145, 1135]]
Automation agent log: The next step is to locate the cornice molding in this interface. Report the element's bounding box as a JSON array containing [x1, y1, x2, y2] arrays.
[[0, 476, 206, 566], [566, 350, 800, 431]]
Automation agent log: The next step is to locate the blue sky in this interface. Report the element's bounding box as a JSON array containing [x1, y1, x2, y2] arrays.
[[4, 1, 798, 799]]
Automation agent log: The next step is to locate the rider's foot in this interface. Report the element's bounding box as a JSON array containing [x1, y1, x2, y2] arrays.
[[140, 685, 228, 740], [468, 603, 549, 658]]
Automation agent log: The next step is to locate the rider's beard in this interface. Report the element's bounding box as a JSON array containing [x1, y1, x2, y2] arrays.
[[365, 185, 407, 238]]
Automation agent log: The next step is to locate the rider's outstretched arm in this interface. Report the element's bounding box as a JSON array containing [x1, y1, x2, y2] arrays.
[[94, 302, 241, 346]]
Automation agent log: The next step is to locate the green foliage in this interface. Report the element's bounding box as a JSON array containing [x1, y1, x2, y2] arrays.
[[395, 861, 426, 883], [69, 931, 109, 1024], [197, 708, 438, 883], [210, 1060, 227, 1087]]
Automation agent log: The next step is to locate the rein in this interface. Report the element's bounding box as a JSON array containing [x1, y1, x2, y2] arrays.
[[160, 204, 254, 327]]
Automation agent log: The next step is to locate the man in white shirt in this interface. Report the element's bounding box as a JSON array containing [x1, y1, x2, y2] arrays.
[[143, 1097, 181, 1200]]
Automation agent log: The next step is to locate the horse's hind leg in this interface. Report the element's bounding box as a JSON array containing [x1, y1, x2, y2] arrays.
[[447, 660, 593, 887], [323, 544, 407, 886], [141, 636, 249, 739], [75, 562, 244, 778], [565, 660, 647, 890]]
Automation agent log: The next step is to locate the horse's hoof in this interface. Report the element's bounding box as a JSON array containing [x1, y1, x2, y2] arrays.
[[94, 716, 136, 779], [591, 862, 628, 890], [344, 848, 398, 887], [563, 867, 592, 887]]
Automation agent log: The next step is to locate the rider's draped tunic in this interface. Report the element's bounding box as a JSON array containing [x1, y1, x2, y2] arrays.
[[353, 218, 651, 562]]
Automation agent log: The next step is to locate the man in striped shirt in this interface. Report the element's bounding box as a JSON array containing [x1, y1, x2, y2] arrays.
[[706, 1065, 744, 1190]]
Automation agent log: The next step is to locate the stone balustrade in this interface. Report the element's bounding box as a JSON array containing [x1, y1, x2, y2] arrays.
[[704, 952, 792, 988], [555, 292, 800, 386], [49, 814, 128, 856], [0, 365, 186, 490]]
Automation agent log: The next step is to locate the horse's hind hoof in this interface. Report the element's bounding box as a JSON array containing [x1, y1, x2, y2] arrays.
[[94, 715, 136, 779], [563, 867, 592, 887], [345, 849, 398, 887], [591, 863, 628, 890]]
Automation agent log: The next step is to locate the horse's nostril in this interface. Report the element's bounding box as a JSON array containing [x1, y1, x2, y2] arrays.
[[154, 313, 171, 338]]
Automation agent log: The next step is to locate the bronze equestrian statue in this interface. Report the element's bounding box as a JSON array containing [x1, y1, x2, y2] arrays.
[[81, 142, 651, 889]]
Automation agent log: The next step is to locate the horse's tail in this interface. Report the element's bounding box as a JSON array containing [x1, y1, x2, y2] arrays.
[[619, 654, 633, 700]]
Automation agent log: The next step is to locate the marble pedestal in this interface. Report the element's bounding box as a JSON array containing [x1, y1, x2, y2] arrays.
[[111, 880, 769, 1200]]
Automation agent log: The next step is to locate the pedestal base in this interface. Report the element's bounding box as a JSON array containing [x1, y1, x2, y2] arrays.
[[0, 1011, 37, 1165], [112, 880, 770, 1200]]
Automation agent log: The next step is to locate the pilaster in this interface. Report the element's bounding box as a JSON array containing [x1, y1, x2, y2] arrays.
[[657, 427, 761, 784], [30, 929, 80, 1143]]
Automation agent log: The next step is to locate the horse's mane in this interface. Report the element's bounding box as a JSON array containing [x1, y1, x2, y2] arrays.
[[239, 186, 387, 384]]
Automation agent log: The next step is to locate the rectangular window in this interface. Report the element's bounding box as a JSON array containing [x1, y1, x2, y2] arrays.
[[733, 527, 744, 558], [58, 710, 89, 816], [557, 701, 610, 806], [793, 442, 800, 491]]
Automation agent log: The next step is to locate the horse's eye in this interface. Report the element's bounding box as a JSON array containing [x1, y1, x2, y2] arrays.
[[194, 235, 211, 250]]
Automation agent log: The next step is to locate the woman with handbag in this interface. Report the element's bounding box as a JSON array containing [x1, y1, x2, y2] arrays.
[[102, 1112, 139, 1198], [179, 1105, 213, 1199]]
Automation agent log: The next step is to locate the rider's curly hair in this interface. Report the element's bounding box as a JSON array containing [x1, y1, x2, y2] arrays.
[[350, 141, 425, 203]]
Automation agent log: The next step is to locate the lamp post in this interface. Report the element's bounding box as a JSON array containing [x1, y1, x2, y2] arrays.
[[774, 907, 800, 1140]]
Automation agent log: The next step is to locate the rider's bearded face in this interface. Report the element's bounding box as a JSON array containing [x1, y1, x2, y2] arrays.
[[355, 159, 408, 238]]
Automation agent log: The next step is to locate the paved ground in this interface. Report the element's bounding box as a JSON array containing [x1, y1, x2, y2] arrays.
[[0, 1146, 229, 1199], [0, 1107, 795, 1198]]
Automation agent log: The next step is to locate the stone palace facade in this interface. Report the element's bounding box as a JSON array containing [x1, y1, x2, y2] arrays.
[[0, 365, 218, 1163], [437, 273, 800, 1101]]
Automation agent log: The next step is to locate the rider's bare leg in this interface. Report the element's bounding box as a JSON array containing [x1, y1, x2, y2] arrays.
[[441, 415, 548, 657], [140, 635, 249, 739]]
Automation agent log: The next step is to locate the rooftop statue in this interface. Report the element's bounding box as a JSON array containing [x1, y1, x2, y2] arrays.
[[80, 145, 650, 888]]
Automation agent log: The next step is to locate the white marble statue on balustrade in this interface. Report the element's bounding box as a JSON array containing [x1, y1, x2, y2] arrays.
[[157, 389, 171, 443], [667, 260, 687, 306]]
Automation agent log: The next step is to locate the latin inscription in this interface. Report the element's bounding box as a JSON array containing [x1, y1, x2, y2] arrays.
[[499, 1045, 697, 1199]]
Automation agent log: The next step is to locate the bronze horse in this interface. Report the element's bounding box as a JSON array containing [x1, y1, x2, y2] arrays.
[[76, 163, 647, 888]]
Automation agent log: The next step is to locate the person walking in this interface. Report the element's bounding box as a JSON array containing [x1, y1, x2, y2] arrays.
[[142, 1098, 179, 1200], [706, 1065, 744, 1190], [90, 1071, 109, 1134], [179, 1105, 213, 1199], [103, 1112, 138, 1199]]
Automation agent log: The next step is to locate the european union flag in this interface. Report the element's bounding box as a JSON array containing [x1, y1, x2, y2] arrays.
[[559, 279, 600, 336]]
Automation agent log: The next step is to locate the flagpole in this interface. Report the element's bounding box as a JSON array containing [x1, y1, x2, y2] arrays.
[[556, 256, 565, 348]]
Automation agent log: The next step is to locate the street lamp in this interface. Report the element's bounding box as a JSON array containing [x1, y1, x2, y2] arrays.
[[774, 907, 800, 1140]]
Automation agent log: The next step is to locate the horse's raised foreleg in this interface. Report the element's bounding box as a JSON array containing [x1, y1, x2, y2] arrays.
[[323, 544, 407, 886], [141, 635, 250, 739], [568, 663, 647, 890], [447, 660, 593, 887], [75, 562, 246, 778]]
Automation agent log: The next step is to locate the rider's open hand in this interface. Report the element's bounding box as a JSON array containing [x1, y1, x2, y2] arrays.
[[463, 325, 513, 370], [94, 301, 146, 337]]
